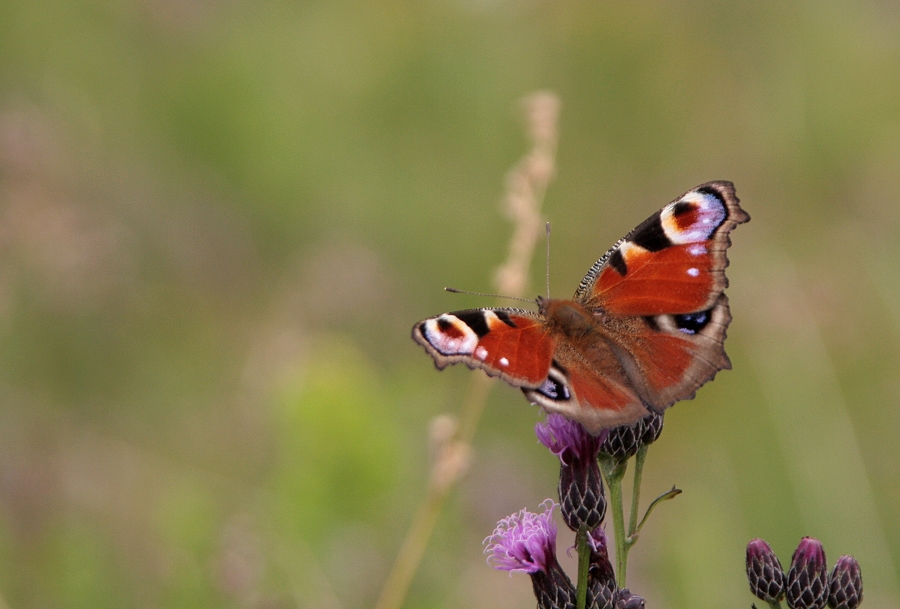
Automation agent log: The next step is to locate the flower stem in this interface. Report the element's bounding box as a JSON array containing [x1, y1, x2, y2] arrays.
[[575, 527, 591, 609], [599, 455, 628, 588], [628, 444, 648, 539]]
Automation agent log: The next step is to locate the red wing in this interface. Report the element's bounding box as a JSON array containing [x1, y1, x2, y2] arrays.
[[522, 341, 650, 435], [412, 308, 553, 388], [607, 294, 734, 412], [575, 181, 749, 316]]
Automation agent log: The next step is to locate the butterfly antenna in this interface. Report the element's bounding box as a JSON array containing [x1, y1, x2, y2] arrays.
[[444, 287, 534, 304], [545, 222, 551, 299]]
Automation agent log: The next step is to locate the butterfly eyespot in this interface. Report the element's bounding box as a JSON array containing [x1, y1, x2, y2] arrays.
[[671, 201, 694, 217], [422, 315, 479, 355], [673, 310, 711, 335], [536, 376, 571, 401]]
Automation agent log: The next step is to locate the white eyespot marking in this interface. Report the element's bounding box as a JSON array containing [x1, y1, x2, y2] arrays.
[[475, 346, 488, 361], [499, 357, 509, 367], [660, 192, 727, 244], [422, 315, 478, 356], [687, 267, 700, 277], [688, 244, 707, 256]]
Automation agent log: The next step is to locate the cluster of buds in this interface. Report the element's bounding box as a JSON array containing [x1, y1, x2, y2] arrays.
[[484, 413, 665, 608], [746, 538, 863, 609]]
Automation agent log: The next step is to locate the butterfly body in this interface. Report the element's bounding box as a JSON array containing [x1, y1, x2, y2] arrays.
[[413, 181, 749, 434]]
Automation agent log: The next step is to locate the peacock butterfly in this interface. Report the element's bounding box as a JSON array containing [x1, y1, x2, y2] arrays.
[[412, 181, 749, 434]]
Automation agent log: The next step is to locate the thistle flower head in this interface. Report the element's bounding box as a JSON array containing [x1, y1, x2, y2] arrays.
[[599, 416, 646, 461], [536, 414, 606, 464], [484, 500, 559, 574], [746, 538, 786, 602], [786, 537, 829, 609], [828, 555, 863, 609], [640, 411, 665, 446]]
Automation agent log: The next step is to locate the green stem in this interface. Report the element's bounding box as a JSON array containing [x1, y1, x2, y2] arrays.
[[634, 486, 681, 536], [575, 527, 591, 609], [628, 445, 648, 539], [599, 455, 628, 588]]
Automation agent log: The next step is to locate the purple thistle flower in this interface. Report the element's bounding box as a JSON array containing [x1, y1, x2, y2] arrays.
[[746, 538, 786, 602], [484, 500, 576, 609], [786, 537, 829, 609], [535, 414, 606, 464], [536, 414, 608, 531], [828, 555, 863, 609], [484, 500, 559, 574]]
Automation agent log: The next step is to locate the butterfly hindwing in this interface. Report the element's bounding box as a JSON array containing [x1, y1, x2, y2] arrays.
[[576, 181, 749, 316], [522, 342, 651, 433], [412, 308, 553, 387], [604, 294, 734, 412]]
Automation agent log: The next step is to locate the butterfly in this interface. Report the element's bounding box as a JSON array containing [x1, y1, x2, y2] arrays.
[[412, 181, 749, 434]]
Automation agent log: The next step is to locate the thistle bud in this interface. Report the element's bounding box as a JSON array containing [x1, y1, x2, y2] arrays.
[[786, 537, 829, 609], [640, 411, 664, 446], [614, 588, 646, 609], [531, 564, 578, 609], [587, 528, 617, 609], [536, 414, 607, 531], [600, 417, 646, 462], [828, 555, 863, 609], [746, 538, 786, 603]]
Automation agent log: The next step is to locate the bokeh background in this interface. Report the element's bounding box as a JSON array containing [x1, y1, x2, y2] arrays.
[[1, 0, 899, 607]]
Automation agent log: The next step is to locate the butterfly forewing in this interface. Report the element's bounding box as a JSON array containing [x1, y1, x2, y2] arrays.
[[412, 309, 553, 387], [576, 181, 749, 317]]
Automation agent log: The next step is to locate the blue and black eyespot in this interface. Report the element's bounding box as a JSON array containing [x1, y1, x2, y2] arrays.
[[533, 362, 571, 401], [673, 309, 711, 334]]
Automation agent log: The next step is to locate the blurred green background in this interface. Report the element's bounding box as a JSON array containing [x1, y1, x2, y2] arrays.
[[1, 0, 899, 607]]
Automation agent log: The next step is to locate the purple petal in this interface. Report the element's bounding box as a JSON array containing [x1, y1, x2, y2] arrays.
[[484, 500, 558, 574], [535, 414, 605, 463], [588, 526, 609, 552]]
